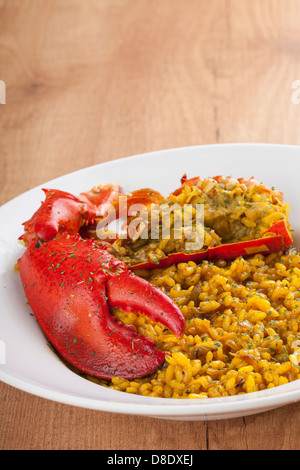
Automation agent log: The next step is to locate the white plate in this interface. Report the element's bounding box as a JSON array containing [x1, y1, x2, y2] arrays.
[[1, 143, 300, 421]]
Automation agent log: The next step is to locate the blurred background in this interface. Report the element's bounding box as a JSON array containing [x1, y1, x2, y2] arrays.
[[1, 0, 300, 205], [1, 0, 300, 450]]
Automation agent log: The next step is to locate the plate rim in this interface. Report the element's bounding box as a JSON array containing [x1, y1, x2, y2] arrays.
[[1, 367, 299, 417], [1, 142, 300, 209]]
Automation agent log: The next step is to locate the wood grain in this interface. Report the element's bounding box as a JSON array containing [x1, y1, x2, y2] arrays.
[[1, 0, 300, 450]]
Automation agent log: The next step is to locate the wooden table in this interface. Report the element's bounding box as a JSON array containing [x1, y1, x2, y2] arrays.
[[1, 0, 300, 451]]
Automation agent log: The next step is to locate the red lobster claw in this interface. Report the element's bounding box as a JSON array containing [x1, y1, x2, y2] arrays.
[[20, 184, 163, 245], [20, 189, 99, 245], [18, 233, 185, 380]]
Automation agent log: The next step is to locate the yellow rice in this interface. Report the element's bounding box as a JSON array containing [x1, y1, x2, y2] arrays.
[[91, 249, 300, 398], [169, 175, 290, 243], [112, 176, 291, 267]]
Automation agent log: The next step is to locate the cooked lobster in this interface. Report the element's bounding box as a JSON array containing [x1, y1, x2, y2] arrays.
[[18, 184, 185, 380]]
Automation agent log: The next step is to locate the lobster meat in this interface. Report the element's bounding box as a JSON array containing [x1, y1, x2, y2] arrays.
[[18, 184, 185, 380]]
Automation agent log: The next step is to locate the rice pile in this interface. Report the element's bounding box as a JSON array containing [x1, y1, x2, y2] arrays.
[[99, 249, 300, 398]]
